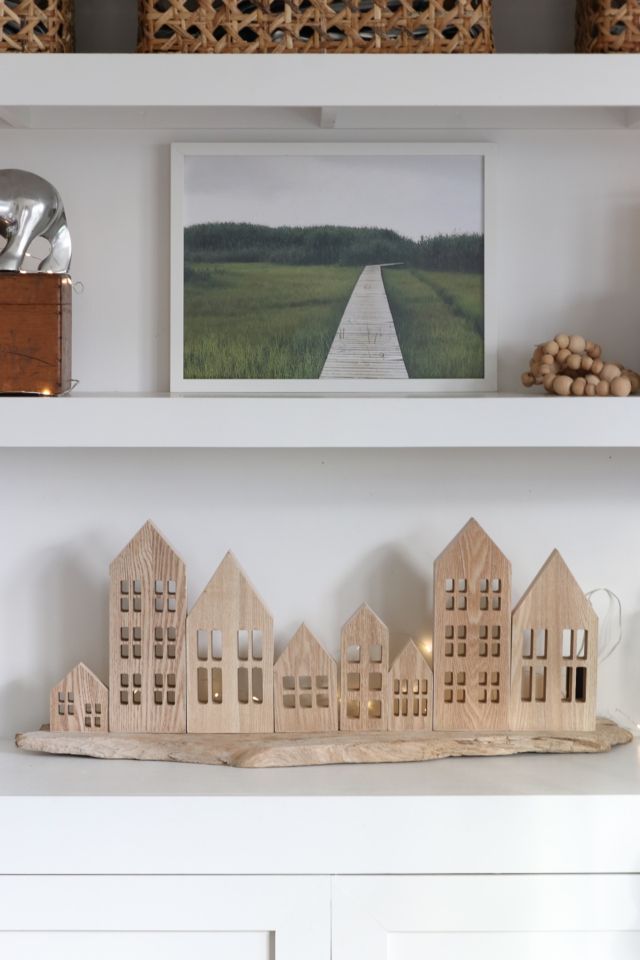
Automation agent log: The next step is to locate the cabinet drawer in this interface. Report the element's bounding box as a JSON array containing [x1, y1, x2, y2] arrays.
[[333, 875, 640, 960], [0, 876, 330, 960]]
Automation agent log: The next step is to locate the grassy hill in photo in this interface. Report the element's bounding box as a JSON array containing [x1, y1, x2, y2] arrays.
[[183, 222, 484, 380]]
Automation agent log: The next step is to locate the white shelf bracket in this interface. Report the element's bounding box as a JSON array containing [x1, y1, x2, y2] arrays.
[[625, 108, 640, 129], [0, 107, 32, 129], [319, 107, 338, 129]]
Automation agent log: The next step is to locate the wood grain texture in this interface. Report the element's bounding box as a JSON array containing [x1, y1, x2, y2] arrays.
[[187, 551, 274, 733], [339, 602, 389, 732], [274, 624, 338, 733], [108, 521, 187, 734], [50, 662, 108, 733], [433, 518, 512, 731], [0, 273, 72, 395], [388, 640, 433, 731], [511, 550, 598, 732], [15, 719, 631, 768]]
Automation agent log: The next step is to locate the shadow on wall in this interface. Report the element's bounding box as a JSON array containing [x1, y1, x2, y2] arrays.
[[335, 543, 431, 664], [0, 535, 109, 734]]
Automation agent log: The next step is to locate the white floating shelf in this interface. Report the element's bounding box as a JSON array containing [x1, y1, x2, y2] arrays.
[[2, 55, 640, 129], [0, 394, 638, 448]]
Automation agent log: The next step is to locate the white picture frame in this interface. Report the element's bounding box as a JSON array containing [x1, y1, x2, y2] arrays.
[[170, 142, 496, 394]]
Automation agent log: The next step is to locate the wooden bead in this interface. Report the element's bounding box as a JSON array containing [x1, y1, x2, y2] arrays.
[[557, 348, 571, 364], [521, 372, 535, 387], [596, 380, 610, 397], [571, 377, 586, 396], [627, 372, 640, 392], [533, 346, 544, 362], [610, 376, 632, 397], [569, 334, 586, 354], [566, 353, 582, 371], [544, 340, 559, 356], [601, 363, 622, 383], [589, 344, 602, 359], [543, 373, 556, 392], [542, 353, 555, 365], [553, 375, 573, 396], [580, 356, 593, 371], [585, 383, 596, 396], [585, 374, 600, 386], [555, 334, 570, 349], [591, 359, 604, 375]]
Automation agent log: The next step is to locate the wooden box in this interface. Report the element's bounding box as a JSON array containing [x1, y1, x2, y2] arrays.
[[0, 273, 72, 395]]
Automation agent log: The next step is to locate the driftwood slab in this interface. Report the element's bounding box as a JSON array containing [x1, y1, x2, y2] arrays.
[[15, 718, 631, 768]]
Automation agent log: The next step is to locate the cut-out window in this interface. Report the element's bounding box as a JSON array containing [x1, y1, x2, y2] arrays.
[[347, 672, 360, 691], [479, 642, 488, 657], [317, 693, 329, 708], [521, 666, 532, 701], [299, 675, 312, 689], [167, 644, 176, 659], [491, 642, 500, 657], [252, 667, 263, 703], [479, 625, 488, 640], [444, 671, 453, 686], [95, 716, 102, 727], [133, 580, 141, 594], [576, 629, 588, 659], [252, 629, 263, 660], [393, 698, 400, 716], [445, 642, 454, 657], [58, 691, 64, 703], [412, 679, 420, 695], [211, 667, 222, 703], [401, 699, 408, 716], [523, 628, 533, 658], [401, 679, 408, 695], [121, 644, 129, 658], [95, 703, 101, 715], [444, 689, 453, 703], [167, 691, 176, 705], [458, 596, 467, 610], [300, 692, 312, 708], [212, 630, 222, 660], [458, 642, 466, 656], [346, 700, 360, 719], [154, 673, 163, 687], [120, 674, 128, 687], [445, 578, 454, 592], [535, 628, 547, 659], [457, 689, 465, 703], [480, 579, 489, 593], [120, 691, 128, 705], [237, 629, 249, 661], [167, 673, 176, 688], [480, 596, 489, 610], [154, 690, 163, 705], [576, 666, 587, 702], [370, 644, 383, 663], [154, 598, 163, 612], [347, 644, 360, 663], [133, 674, 142, 687], [168, 580, 176, 594], [446, 596, 455, 610], [316, 674, 329, 689], [457, 626, 467, 639], [369, 672, 383, 691], [167, 597, 177, 612], [492, 597, 501, 611], [167, 626, 176, 641], [491, 689, 499, 703], [132, 597, 141, 612], [283, 693, 295, 708], [492, 626, 501, 640], [121, 627, 129, 641], [422, 679, 428, 694], [394, 678, 400, 695], [120, 580, 129, 594], [155, 580, 163, 594], [283, 675, 295, 690], [458, 578, 467, 592], [67, 692, 74, 702], [445, 625, 454, 639], [479, 671, 487, 686], [120, 597, 129, 612], [133, 643, 141, 659], [133, 626, 141, 641], [479, 690, 487, 703], [562, 628, 573, 658], [421, 698, 428, 716], [457, 672, 466, 686], [197, 667, 208, 704], [368, 699, 382, 719], [491, 671, 499, 686], [133, 690, 141, 705], [492, 578, 501, 593], [155, 627, 163, 641], [84, 716, 91, 728], [197, 629, 209, 660], [534, 666, 547, 702], [237, 667, 249, 704], [561, 665, 572, 702]]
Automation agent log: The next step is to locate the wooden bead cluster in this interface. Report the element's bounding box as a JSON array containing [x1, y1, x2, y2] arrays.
[[521, 334, 640, 397]]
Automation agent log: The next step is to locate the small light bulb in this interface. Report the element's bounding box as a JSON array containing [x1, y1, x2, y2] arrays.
[[41, 388, 51, 396]]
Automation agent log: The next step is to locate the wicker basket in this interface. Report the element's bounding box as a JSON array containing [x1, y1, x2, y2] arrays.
[[138, 0, 495, 53], [0, 0, 73, 52], [576, 0, 640, 52]]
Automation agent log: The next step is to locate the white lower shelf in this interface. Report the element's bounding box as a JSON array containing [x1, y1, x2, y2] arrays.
[[0, 393, 638, 448]]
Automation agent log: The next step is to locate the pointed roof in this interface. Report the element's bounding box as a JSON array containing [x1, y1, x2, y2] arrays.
[[513, 549, 597, 621], [389, 638, 432, 675], [275, 623, 335, 667], [435, 517, 509, 566], [341, 601, 388, 633], [110, 520, 185, 570], [54, 661, 108, 693], [189, 550, 271, 619]]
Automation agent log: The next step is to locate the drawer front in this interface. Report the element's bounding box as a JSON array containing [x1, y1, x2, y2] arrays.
[[0, 876, 330, 960], [333, 875, 640, 960]]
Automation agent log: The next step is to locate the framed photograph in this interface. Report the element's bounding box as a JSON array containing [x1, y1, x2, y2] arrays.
[[170, 143, 495, 394]]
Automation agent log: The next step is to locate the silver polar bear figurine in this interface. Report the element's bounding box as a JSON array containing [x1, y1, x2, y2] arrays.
[[0, 168, 72, 274]]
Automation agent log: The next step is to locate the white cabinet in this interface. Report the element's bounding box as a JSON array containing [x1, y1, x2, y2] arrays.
[[0, 876, 330, 960], [333, 875, 640, 960]]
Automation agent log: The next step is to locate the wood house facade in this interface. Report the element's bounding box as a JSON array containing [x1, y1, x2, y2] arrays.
[[433, 519, 512, 731], [50, 662, 108, 733], [339, 603, 389, 732], [108, 521, 187, 733], [186, 551, 274, 733], [510, 550, 598, 732], [388, 640, 433, 731], [274, 624, 338, 733]]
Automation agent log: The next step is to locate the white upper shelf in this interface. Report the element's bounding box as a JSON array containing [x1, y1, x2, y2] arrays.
[[0, 394, 638, 448], [2, 55, 640, 129]]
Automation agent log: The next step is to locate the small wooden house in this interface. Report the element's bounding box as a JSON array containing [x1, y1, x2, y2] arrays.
[[510, 550, 598, 732], [388, 640, 433, 731], [433, 518, 512, 731], [108, 520, 187, 733], [50, 662, 108, 733], [187, 551, 274, 733], [274, 624, 338, 733], [339, 603, 389, 732]]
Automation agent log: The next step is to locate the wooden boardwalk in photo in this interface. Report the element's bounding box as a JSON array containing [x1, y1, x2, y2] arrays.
[[320, 264, 408, 379]]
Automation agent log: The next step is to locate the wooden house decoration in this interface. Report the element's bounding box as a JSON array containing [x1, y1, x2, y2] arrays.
[[108, 521, 187, 733], [50, 662, 108, 733], [339, 603, 389, 732], [388, 640, 433, 731], [510, 550, 598, 732], [433, 518, 512, 732], [274, 624, 338, 733], [187, 551, 274, 733]]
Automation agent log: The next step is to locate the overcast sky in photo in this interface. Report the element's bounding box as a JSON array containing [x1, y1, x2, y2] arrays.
[[184, 154, 484, 240]]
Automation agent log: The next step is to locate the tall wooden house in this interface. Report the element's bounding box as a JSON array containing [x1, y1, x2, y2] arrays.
[[108, 521, 187, 733], [510, 550, 598, 732], [187, 551, 274, 733], [339, 603, 389, 732], [274, 624, 338, 733], [50, 662, 108, 733], [433, 518, 512, 731], [388, 640, 433, 731]]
